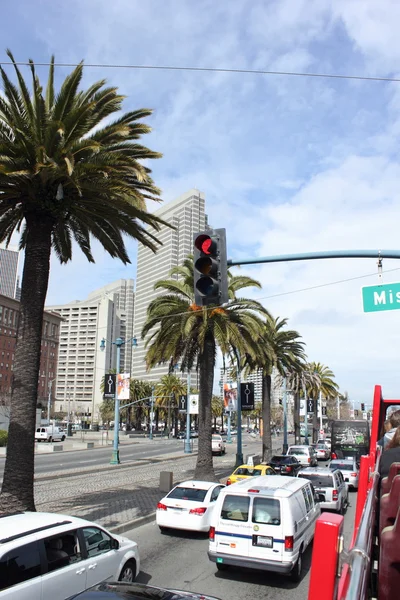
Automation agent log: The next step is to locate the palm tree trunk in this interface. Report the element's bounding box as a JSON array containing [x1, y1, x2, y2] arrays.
[[312, 399, 318, 443], [261, 374, 273, 462], [194, 335, 217, 481], [294, 391, 300, 444], [0, 218, 52, 513]]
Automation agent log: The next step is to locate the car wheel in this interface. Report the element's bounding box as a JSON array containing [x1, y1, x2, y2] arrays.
[[290, 550, 303, 582], [48, 437, 52, 443], [159, 526, 169, 534], [119, 559, 136, 582], [339, 502, 345, 515], [216, 562, 228, 571], [61, 436, 66, 441], [219, 450, 223, 456]]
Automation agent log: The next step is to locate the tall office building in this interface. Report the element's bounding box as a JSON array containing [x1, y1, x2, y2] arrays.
[[0, 246, 20, 300], [47, 279, 135, 422], [133, 189, 208, 383]]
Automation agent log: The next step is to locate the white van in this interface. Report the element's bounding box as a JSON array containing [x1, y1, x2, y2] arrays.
[[208, 475, 321, 581], [35, 426, 65, 442]]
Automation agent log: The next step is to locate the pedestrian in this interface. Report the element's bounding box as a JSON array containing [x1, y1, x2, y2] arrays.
[[377, 419, 392, 448], [379, 426, 400, 479], [380, 410, 400, 449]]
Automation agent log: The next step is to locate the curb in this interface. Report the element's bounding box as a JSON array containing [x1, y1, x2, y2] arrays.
[[110, 512, 157, 534]]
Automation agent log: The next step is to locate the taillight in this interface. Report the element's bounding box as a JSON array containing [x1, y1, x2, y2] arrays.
[[332, 452, 337, 460], [351, 473, 357, 477], [284, 536, 294, 551], [189, 507, 207, 515], [248, 489, 260, 493], [332, 490, 338, 501], [308, 457, 311, 463], [157, 502, 167, 511], [285, 466, 292, 472], [226, 479, 232, 485], [209, 526, 215, 541]]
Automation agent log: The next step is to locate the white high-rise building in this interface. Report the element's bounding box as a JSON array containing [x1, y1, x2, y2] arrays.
[[47, 279, 134, 423], [133, 189, 208, 384], [0, 245, 20, 299]]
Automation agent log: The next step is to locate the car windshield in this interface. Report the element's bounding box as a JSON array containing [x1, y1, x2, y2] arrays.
[[271, 456, 293, 464], [167, 487, 207, 502], [316, 444, 327, 449], [234, 467, 262, 476], [212, 435, 222, 440], [330, 462, 354, 471], [298, 473, 334, 487], [288, 448, 306, 455]]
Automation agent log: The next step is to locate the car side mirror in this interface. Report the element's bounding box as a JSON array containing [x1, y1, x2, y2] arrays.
[[110, 538, 119, 550]]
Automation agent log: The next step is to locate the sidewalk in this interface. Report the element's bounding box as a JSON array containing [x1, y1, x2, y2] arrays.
[[34, 436, 290, 533]]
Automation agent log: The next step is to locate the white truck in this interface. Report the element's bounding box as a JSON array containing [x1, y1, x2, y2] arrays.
[[35, 426, 65, 442]]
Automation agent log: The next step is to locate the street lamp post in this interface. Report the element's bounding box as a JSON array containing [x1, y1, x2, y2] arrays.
[[67, 387, 72, 436], [303, 384, 309, 446], [149, 386, 155, 440], [282, 377, 288, 454], [47, 378, 56, 425], [235, 351, 243, 467], [184, 371, 192, 454], [100, 336, 138, 465]]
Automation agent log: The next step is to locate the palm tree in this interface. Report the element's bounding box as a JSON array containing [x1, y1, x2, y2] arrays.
[[211, 395, 223, 431], [143, 257, 267, 481], [243, 317, 306, 462], [128, 379, 154, 431], [307, 362, 339, 442], [155, 374, 186, 436], [0, 52, 166, 513]]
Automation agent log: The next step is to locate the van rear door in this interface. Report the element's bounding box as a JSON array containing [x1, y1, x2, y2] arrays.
[[248, 495, 284, 561], [215, 493, 251, 559]]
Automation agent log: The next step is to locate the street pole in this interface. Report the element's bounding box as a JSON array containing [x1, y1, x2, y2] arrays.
[[282, 377, 288, 454], [235, 352, 243, 467], [149, 386, 154, 440], [110, 338, 122, 465], [304, 384, 309, 445], [184, 371, 192, 454], [67, 388, 72, 436], [319, 390, 323, 433], [337, 395, 340, 419], [227, 411, 232, 443], [47, 380, 52, 425]]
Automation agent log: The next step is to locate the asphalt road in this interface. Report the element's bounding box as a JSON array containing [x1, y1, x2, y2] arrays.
[[128, 486, 357, 600], [0, 434, 273, 477]]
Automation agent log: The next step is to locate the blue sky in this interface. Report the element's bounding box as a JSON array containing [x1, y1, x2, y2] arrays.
[[2, 0, 400, 403]]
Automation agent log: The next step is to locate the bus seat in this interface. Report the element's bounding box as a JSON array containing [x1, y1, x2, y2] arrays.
[[381, 462, 400, 495], [379, 509, 400, 600], [380, 475, 400, 535]]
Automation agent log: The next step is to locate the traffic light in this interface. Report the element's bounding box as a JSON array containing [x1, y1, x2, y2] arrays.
[[193, 228, 228, 306], [361, 403, 365, 411]]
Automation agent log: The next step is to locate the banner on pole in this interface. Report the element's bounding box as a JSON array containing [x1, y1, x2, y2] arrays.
[[223, 383, 237, 412], [189, 394, 199, 414], [117, 373, 130, 400], [104, 374, 116, 399]]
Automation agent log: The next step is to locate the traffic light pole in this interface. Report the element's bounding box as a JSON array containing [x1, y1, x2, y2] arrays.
[[228, 249, 400, 267]]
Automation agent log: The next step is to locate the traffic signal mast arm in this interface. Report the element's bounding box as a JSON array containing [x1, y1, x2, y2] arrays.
[[227, 249, 400, 267]]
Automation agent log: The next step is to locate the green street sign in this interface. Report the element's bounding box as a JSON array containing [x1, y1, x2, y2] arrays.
[[362, 282, 400, 312]]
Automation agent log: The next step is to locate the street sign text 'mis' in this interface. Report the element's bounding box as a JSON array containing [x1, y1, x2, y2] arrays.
[[362, 282, 400, 313]]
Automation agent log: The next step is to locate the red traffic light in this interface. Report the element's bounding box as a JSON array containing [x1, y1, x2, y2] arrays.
[[194, 234, 216, 256]]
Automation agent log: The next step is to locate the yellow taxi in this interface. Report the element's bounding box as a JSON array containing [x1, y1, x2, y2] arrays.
[[226, 464, 276, 485]]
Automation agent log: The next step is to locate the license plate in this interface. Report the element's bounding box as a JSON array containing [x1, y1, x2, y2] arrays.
[[254, 535, 273, 548]]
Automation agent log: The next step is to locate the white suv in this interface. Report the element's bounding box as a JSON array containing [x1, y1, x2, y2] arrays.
[[0, 512, 140, 600], [297, 467, 348, 514], [287, 445, 317, 467]]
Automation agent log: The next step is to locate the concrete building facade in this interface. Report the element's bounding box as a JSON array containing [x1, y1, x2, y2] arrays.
[[47, 279, 135, 423], [132, 189, 208, 385]]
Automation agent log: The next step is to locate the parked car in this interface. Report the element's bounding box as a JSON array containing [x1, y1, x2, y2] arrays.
[[297, 466, 348, 514], [211, 434, 226, 456], [315, 443, 331, 460], [35, 426, 66, 443], [329, 458, 359, 489], [208, 475, 321, 582], [267, 455, 302, 476], [66, 582, 222, 600], [156, 480, 225, 533], [287, 445, 317, 467], [0, 511, 140, 600], [176, 431, 186, 440], [226, 464, 276, 485]]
